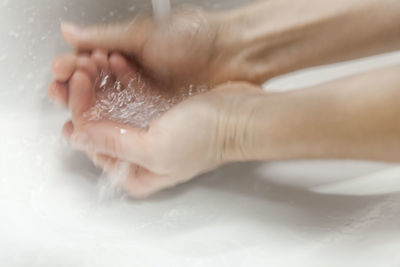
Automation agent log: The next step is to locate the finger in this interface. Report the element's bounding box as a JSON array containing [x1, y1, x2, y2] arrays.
[[48, 81, 68, 107], [87, 152, 118, 171], [76, 54, 98, 79], [91, 49, 109, 70], [69, 70, 96, 124], [71, 120, 150, 167], [52, 53, 77, 82], [62, 120, 74, 140], [61, 21, 148, 53], [96, 159, 166, 199], [109, 52, 140, 88], [123, 168, 172, 198], [85, 155, 172, 198]]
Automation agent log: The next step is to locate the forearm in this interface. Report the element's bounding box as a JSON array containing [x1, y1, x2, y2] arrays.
[[219, 0, 400, 83], [232, 65, 400, 163]]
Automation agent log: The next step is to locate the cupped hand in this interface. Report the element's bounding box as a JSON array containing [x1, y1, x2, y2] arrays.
[[49, 50, 262, 197], [71, 81, 262, 198], [59, 8, 248, 88]]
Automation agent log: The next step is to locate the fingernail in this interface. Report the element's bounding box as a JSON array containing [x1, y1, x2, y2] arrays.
[[61, 22, 81, 35]]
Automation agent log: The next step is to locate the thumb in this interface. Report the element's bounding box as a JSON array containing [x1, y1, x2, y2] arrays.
[[61, 20, 150, 53], [71, 120, 151, 167]]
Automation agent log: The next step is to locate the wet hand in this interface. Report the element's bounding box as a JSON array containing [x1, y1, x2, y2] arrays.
[[59, 8, 248, 88], [68, 80, 262, 198]]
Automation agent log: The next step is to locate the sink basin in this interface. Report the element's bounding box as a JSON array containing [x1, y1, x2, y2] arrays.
[[1, 0, 400, 266]]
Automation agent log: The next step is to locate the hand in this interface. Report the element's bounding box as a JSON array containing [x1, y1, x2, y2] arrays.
[[48, 8, 251, 119], [49, 49, 263, 198], [71, 82, 262, 198], [59, 8, 250, 88]]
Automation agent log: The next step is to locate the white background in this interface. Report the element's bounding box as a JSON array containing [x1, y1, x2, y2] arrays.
[[1, 0, 400, 266]]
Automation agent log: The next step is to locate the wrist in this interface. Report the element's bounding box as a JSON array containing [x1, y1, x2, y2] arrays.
[[233, 65, 400, 163], [216, 84, 277, 163]]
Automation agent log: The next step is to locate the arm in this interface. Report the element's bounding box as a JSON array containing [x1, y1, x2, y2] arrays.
[[229, 65, 400, 163], [218, 0, 400, 83]]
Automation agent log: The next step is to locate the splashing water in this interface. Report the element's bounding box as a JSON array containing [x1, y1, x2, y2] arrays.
[[84, 69, 207, 198], [88, 0, 204, 198], [85, 70, 207, 129]]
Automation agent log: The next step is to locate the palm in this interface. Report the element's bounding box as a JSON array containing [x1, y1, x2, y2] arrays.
[[53, 51, 213, 198]]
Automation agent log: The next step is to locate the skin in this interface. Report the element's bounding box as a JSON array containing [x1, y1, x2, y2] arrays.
[[59, 9, 241, 89], [51, 50, 262, 197], [49, 0, 400, 197]]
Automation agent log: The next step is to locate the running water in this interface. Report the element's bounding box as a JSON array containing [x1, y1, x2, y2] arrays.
[[85, 0, 211, 198], [152, 0, 171, 22], [88, 0, 211, 198], [85, 70, 207, 129], [88, 70, 207, 199]]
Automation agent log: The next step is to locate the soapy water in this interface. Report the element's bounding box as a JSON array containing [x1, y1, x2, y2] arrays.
[[84, 69, 207, 198]]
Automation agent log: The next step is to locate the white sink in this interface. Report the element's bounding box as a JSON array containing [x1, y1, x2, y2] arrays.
[[1, 0, 400, 266]]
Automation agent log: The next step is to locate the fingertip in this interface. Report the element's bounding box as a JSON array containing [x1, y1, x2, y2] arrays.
[[52, 53, 77, 82], [69, 70, 95, 122], [61, 22, 82, 47], [92, 49, 109, 70], [48, 81, 68, 107], [109, 52, 139, 86], [89, 153, 117, 171], [109, 52, 133, 71], [70, 70, 92, 89], [77, 54, 98, 80], [62, 120, 74, 140]]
